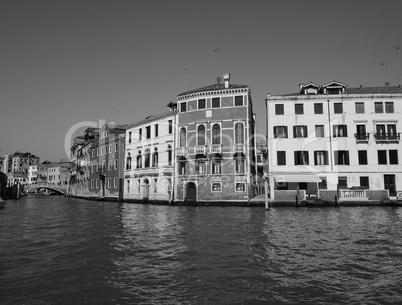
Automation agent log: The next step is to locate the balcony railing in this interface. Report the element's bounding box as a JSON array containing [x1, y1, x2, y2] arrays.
[[340, 190, 368, 201], [194, 145, 207, 155], [176, 147, 187, 156], [233, 144, 245, 153], [354, 133, 370, 143], [210, 145, 222, 154], [374, 133, 400, 143]]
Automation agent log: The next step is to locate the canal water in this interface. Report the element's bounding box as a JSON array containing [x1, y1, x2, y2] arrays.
[[1, 196, 402, 305]]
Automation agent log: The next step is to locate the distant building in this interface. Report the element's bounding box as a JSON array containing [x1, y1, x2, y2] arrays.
[[174, 73, 257, 203], [266, 81, 402, 202], [88, 123, 126, 199], [47, 161, 72, 186], [0, 156, 4, 173], [124, 109, 177, 202], [3, 152, 40, 185]]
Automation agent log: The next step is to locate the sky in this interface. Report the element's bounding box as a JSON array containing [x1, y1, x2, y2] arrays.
[[1, 0, 402, 161]]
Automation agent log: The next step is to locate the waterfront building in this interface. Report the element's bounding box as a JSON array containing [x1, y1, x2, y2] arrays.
[[174, 73, 257, 203], [123, 109, 177, 203], [3, 152, 40, 185], [0, 156, 4, 173], [47, 161, 72, 186], [266, 81, 402, 201], [27, 165, 38, 184], [88, 123, 126, 199]]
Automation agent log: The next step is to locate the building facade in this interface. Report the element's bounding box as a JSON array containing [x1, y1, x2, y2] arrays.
[[174, 73, 257, 203], [266, 81, 402, 201], [123, 109, 177, 202], [88, 124, 126, 199]]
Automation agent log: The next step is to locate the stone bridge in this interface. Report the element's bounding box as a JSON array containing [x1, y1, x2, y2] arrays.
[[24, 183, 68, 195]]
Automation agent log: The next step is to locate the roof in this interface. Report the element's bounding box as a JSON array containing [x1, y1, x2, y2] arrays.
[[280, 85, 402, 97], [126, 110, 177, 130], [177, 83, 249, 97]]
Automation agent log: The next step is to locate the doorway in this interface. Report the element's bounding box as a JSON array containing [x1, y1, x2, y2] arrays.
[[384, 175, 396, 197], [185, 182, 197, 202]]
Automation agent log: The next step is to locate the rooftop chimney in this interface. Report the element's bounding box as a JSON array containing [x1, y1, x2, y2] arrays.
[[223, 73, 231, 89]]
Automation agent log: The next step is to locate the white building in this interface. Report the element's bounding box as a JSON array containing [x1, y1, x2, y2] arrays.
[[27, 165, 38, 184], [266, 81, 402, 202], [124, 109, 177, 202]]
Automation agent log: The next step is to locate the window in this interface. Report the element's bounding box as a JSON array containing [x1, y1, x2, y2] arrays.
[[180, 102, 187, 112], [114, 177, 117, 188], [295, 104, 304, 114], [92, 164, 95, 173], [358, 150, 368, 165], [154, 124, 158, 137], [211, 182, 221, 192], [126, 180, 130, 193], [97, 148, 100, 156], [108, 178, 111, 188], [92, 150, 95, 157], [137, 179, 141, 193], [356, 125, 367, 140], [139, 129, 142, 141], [334, 103, 343, 114], [236, 183, 245, 192], [105, 146, 108, 154], [109, 144, 112, 154], [178, 162, 186, 175], [128, 131, 132, 143], [108, 160, 112, 170], [115, 143, 118, 152], [333, 125, 348, 137], [146, 126, 151, 139], [235, 158, 245, 174], [355, 102, 365, 113], [378, 150, 387, 164], [235, 96, 243, 106], [195, 161, 205, 175], [126, 153, 132, 170], [91, 179, 94, 188], [96, 179, 99, 188], [375, 102, 383, 113], [198, 99, 206, 109], [315, 125, 324, 137], [334, 150, 350, 165], [179, 128, 186, 147], [114, 159, 118, 170], [235, 123, 244, 144], [293, 126, 308, 138], [168, 120, 173, 134], [360, 177, 369, 189], [197, 125, 206, 145], [338, 177, 347, 189], [167, 145, 172, 166], [294, 151, 309, 165], [136, 151, 142, 169], [144, 149, 151, 168], [318, 177, 327, 189], [314, 151, 328, 165], [152, 148, 158, 167], [277, 151, 286, 165], [212, 124, 221, 145], [274, 126, 288, 138], [212, 98, 220, 108], [389, 150, 398, 164], [211, 160, 221, 174], [275, 104, 284, 115], [385, 102, 394, 113]]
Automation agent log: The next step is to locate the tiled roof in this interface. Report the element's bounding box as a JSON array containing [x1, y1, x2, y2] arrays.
[[177, 83, 249, 97], [126, 110, 177, 130], [345, 86, 402, 94]]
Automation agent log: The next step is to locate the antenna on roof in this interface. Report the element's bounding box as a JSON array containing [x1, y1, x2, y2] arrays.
[[395, 46, 401, 87], [379, 62, 388, 85], [213, 48, 219, 78], [185, 67, 188, 91]]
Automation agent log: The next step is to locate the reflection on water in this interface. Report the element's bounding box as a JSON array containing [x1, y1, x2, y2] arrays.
[[1, 197, 402, 304]]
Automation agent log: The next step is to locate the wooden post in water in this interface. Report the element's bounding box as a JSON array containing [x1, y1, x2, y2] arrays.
[[118, 178, 124, 202], [335, 184, 340, 207], [296, 184, 300, 207], [264, 179, 270, 210]]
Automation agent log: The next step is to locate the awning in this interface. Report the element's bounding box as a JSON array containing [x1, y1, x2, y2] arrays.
[[274, 173, 322, 183]]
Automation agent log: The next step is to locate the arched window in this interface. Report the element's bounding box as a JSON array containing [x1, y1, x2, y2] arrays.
[[167, 145, 172, 166], [137, 150, 142, 169], [197, 125, 206, 145], [144, 149, 151, 168], [152, 148, 158, 167], [126, 152, 132, 170], [212, 124, 220, 145], [180, 128, 186, 147], [235, 123, 244, 144]]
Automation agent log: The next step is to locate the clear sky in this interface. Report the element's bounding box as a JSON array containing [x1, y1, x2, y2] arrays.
[[1, 0, 401, 161]]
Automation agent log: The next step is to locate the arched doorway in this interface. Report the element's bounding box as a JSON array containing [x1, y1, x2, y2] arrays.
[[143, 179, 150, 200], [185, 182, 197, 202]]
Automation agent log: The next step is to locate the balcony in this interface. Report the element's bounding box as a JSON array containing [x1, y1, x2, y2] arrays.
[[210, 144, 222, 154], [354, 133, 370, 143], [374, 133, 400, 143], [233, 144, 246, 153], [194, 145, 207, 155], [176, 147, 187, 156]]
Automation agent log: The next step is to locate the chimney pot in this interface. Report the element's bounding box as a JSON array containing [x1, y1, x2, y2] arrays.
[[223, 73, 231, 88]]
